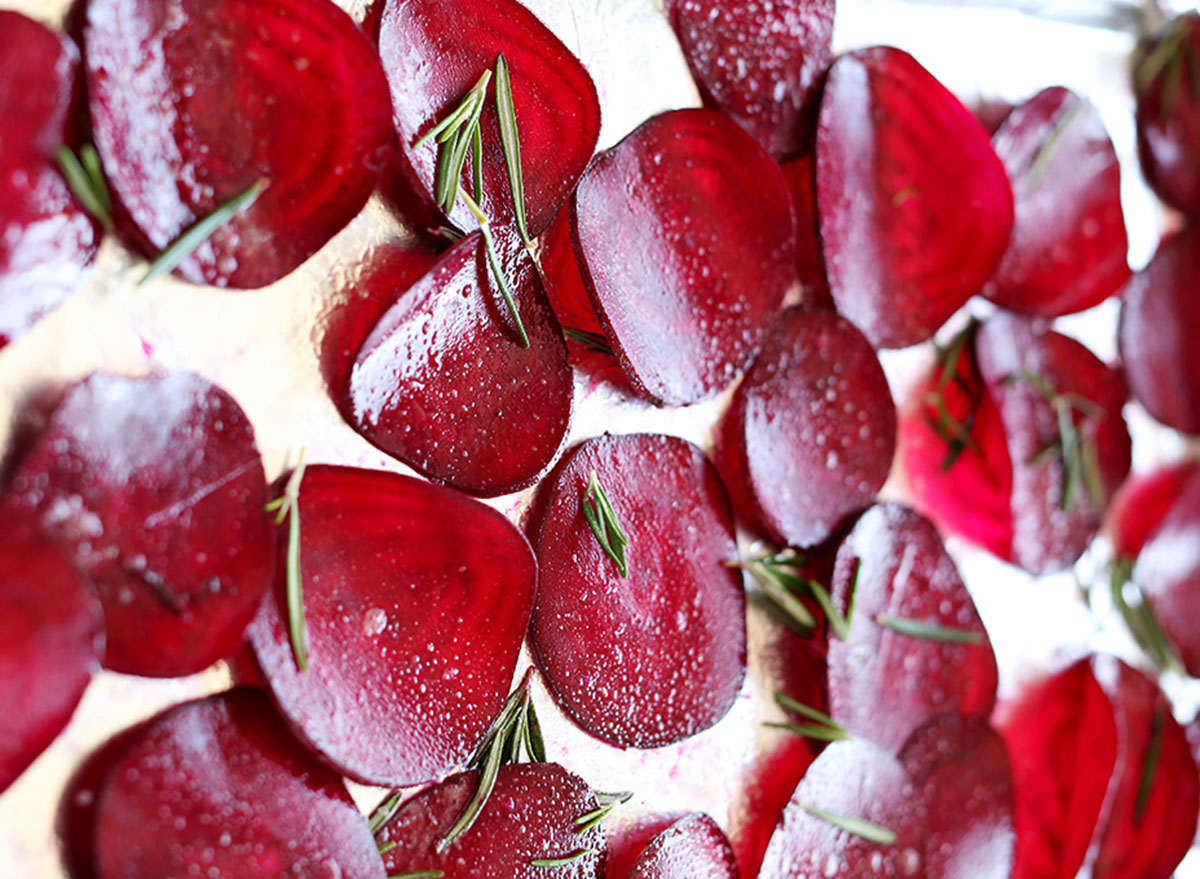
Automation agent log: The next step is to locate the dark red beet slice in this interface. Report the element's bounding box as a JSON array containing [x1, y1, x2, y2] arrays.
[[719, 308, 895, 548], [1105, 460, 1200, 561], [530, 433, 746, 748], [1135, 13, 1200, 215], [542, 201, 605, 338], [780, 155, 832, 309], [759, 739, 929, 879], [1119, 226, 1200, 434], [0, 523, 102, 794], [378, 0, 600, 239], [87, 689, 385, 879], [572, 109, 796, 405], [85, 0, 393, 288], [0, 10, 78, 154], [249, 464, 536, 786], [346, 229, 573, 496], [984, 87, 1129, 316], [621, 813, 738, 879], [827, 503, 997, 752], [816, 46, 1013, 349], [6, 371, 273, 677], [665, 0, 834, 159], [378, 763, 605, 879]]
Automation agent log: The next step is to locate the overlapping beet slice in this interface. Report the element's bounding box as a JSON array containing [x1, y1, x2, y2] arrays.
[[780, 155, 832, 308], [84, 0, 393, 288], [615, 813, 738, 879], [378, 0, 600, 239], [345, 229, 573, 496], [1105, 460, 1200, 561], [248, 464, 536, 786], [665, 0, 834, 159], [530, 433, 746, 748], [827, 503, 997, 751], [571, 109, 797, 405], [5, 371, 273, 678], [984, 87, 1129, 316], [0, 11, 80, 154], [816, 46, 1013, 349], [378, 763, 605, 879]]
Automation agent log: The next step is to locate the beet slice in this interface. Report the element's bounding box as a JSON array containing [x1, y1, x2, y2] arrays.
[[780, 155, 833, 309], [346, 229, 573, 496], [378, 0, 600, 239], [530, 433, 746, 748], [0, 10, 79, 154], [541, 201, 605, 338], [728, 733, 817, 879], [6, 371, 273, 677], [1119, 226, 1200, 435], [85, 689, 385, 879], [571, 108, 797, 406], [758, 739, 929, 879], [719, 307, 895, 548], [622, 813, 738, 879], [816, 46, 1013, 349], [665, 0, 834, 159], [378, 763, 605, 879], [1105, 460, 1200, 561], [827, 503, 997, 752], [248, 464, 536, 786], [984, 87, 1129, 316], [84, 0, 393, 288]]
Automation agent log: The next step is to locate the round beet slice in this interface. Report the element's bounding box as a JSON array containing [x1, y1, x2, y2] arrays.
[[984, 87, 1129, 316], [84, 0, 393, 288], [1106, 460, 1200, 562], [816, 46, 1013, 349], [720, 307, 895, 548], [828, 503, 998, 752], [87, 689, 385, 879], [530, 433, 746, 748], [378, 763, 605, 879], [346, 229, 573, 496], [249, 464, 536, 786], [6, 371, 273, 677], [571, 109, 797, 406], [619, 813, 738, 879]]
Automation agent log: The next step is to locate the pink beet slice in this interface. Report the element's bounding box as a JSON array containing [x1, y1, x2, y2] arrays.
[[530, 433, 746, 748], [984, 87, 1129, 316], [86, 689, 385, 879], [828, 503, 997, 752], [759, 739, 929, 879], [665, 0, 834, 159], [378, 0, 600, 239], [621, 813, 738, 879], [1105, 460, 1200, 561], [6, 372, 273, 677], [84, 0, 393, 288], [249, 464, 536, 786], [1135, 13, 1200, 215], [378, 763, 605, 879], [816, 46, 1013, 349], [1119, 226, 1200, 434], [719, 307, 895, 548], [346, 229, 573, 496]]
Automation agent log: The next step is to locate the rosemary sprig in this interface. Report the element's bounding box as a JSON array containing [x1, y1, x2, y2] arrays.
[[768, 692, 849, 742], [799, 803, 897, 845], [378, 841, 397, 855], [494, 53, 531, 246], [1109, 558, 1183, 673], [729, 550, 849, 638], [562, 327, 613, 355], [388, 872, 445, 879], [368, 788, 404, 835], [263, 449, 309, 671], [415, 70, 492, 214], [923, 320, 982, 471], [1028, 97, 1084, 189], [459, 190, 530, 348], [582, 470, 630, 577], [1135, 705, 1165, 824], [875, 614, 984, 645], [531, 850, 598, 868], [56, 144, 113, 231], [141, 179, 267, 284], [573, 790, 633, 834]]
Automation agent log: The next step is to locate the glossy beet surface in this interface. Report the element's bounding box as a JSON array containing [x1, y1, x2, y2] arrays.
[[85, 0, 393, 288], [249, 465, 536, 786], [7, 372, 273, 678], [623, 813, 738, 879], [666, 0, 835, 159], [346, 230, 573, 496], [1135, 12, 1200, 214], [816, 46, 1013, 349], [531, 433, 746, 748], [985, 87, 1129, 316], [379, 0, 600, 238], [571, 109, 796, 405]]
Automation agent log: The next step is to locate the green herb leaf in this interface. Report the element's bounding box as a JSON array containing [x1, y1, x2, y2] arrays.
[[459, 190, 530, 348], [1109, 560, 1183, 673], [1135, 705, 1165, 824], [583, 470, 629, 577], [55, 145, 114, 232], [732, 551, 851, 637], [494, 53, 531, 246], [806, 578, 850, 641], [774, 693, 847, 732], [562, 327, 613, 355], [875, 614, 983, 645], [1028, 97, 1084, 189], [764, 721, 850, 742], [573, 790, 632, 834], [264, 449, 310, 671], [799, 803, 897, 845], [530, 849, 599, 868], [388, 872, 445, 879], [378, 840, 397, 855], [369, 789, 404, 835]]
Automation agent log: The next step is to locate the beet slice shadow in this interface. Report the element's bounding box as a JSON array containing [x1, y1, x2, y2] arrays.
[[85, 0, 393, 288], [530, 433, 746, 748], [620, 813, 739, 879]]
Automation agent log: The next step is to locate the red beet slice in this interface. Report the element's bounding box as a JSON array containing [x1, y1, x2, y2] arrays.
[[622, 813, 738, 879], [665, 0, 834, 159], [530, 433, 746, 748], [759, 739, 929, 879], [541, 201, 605, 338], [729, 733, 817, 879], [346, 229, 573, 496], [1119, 226, 1200, 435], [719, 308, 895, 548], [248, 464, 536, 786], [1135, 13, 1200, 215], [86, 689, 385, 879], [6, 371, 273, 677], [984, 87, 1129, 316], [378, 0, 600, 239], [827, 503, 997, 751], [0, 11, 79, 154], [780, 155, 832, 309], [378, 763, 605, 879], [85, 0, 393, 288], [572, 109, 796, 405], [816, 46, 1013, 349], [1105, 460, 1200, 561]]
